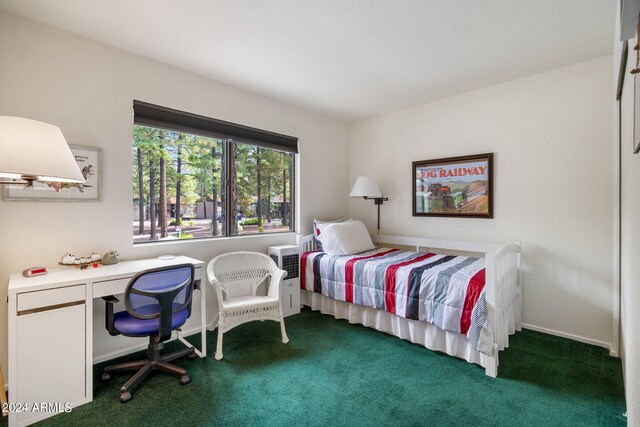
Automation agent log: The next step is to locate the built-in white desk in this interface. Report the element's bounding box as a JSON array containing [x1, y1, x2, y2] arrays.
[[7, 256, 207, 427]]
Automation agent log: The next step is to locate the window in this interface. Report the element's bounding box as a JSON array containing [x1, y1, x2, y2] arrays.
[[132, 101, 297, 244]]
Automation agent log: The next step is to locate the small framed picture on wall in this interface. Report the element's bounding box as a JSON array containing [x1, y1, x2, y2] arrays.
[[3, 145, 102, 201]]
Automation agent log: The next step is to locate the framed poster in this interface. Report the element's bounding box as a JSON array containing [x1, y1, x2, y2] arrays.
[[3, 145, 102, 201], [413, 153, 493, 218]]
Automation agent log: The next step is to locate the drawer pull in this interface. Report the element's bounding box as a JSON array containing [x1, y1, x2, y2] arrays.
[[18, 300, 85, 316]]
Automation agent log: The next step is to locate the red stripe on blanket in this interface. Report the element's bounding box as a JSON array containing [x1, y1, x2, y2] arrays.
[[344, 249, 398, 303], [460, 268, 486, 334], [383, 252, 436, 314], [300, 251, 320, 290]]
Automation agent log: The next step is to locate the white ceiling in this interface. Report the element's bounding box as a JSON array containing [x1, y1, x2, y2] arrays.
[[0, 0, 616, 122]]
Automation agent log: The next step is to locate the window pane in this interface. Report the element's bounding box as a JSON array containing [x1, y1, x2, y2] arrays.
[[132, 120, 294, 244], [233, 142, 294, 235], [133, 125, 224, 243]]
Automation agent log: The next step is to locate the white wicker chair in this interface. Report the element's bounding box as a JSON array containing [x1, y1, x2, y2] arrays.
[[207, 251, 289, 360]]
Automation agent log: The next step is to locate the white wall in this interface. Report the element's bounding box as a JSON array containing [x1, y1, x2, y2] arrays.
[[0, 12, 349, 371], [349, 56, 615, 348], [616, 10, 640, 425]]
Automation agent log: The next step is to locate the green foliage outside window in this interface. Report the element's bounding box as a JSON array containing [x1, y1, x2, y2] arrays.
[[133, 125, 293, 243]]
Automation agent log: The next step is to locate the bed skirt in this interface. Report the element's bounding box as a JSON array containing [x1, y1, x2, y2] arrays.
[[302, 290, 494, 369]]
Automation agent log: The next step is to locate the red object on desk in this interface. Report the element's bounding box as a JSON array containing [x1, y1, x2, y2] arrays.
[[22, 267, 48, 277]]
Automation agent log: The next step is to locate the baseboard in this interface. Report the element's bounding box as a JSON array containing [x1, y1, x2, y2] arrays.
[[521, 323, 613, 353], [92, 326, 202, 364]]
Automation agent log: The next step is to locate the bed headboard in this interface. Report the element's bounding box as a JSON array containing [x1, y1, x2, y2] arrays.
[[297, 234, 318, 253]]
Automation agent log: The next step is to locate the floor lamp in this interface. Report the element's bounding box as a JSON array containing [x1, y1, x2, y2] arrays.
[[0, 116, 84, 416], [349, 176, 388, 231]]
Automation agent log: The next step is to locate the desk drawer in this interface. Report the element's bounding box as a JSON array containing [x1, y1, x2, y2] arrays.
[[17, 285, 85, 313], [93, 266, 203, 298], [93, 278, 128, 298]]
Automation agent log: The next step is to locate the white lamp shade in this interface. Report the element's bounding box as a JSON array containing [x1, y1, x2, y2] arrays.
[[349, 176, 382, 198], [0, 116, 84, 183]]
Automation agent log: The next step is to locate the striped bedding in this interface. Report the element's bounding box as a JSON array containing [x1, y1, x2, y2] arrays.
[[301, 248, 494, 356]]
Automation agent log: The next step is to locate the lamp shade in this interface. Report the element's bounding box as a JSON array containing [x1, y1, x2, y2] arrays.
[[0, 116, 84, 183], [349, 176, 382, 198]]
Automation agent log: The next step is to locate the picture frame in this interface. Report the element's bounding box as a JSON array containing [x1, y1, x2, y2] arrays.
[[3, 145, 102, 201], [635, 74, 640, 154], [412, 153, 493, 218]]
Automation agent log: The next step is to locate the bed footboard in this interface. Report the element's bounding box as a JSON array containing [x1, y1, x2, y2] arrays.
[[484, 243, 521, 376]]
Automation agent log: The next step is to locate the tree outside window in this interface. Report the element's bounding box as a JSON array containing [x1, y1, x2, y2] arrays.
[[133, 125, 294, 243]]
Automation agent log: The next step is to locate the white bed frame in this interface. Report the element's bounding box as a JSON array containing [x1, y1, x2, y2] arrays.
[[297, 233, 521, 377]]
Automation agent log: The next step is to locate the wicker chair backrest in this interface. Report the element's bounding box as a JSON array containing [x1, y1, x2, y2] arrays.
[[210, 252, 276, 299]]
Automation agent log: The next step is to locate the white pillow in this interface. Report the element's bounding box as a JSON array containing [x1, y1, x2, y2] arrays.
[[313, 217, 345, 239], [318, 220, 375, 255], [313, 217, 353, 250]]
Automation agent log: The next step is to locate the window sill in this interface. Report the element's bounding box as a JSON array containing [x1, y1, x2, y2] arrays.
[[132, 231, 299, 248]]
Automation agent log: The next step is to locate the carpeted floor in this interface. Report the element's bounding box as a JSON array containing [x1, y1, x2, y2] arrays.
[[18, 308, 626, 426]]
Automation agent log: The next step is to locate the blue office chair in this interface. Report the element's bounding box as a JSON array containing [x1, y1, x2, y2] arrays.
[[101, 264, 197, 403]]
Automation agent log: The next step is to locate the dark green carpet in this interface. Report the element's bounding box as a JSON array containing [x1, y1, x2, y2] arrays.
[[20, 309, 625, 426]]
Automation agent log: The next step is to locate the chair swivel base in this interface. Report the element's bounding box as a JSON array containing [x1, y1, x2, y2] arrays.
[[102, 341, 196, 403]]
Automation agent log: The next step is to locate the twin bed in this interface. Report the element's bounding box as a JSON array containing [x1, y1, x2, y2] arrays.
[[297, 233, 521, 377]]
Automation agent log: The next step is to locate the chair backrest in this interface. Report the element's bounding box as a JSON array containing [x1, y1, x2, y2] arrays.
[[124, 263, 195, 341], [208, 252, 276, 299]]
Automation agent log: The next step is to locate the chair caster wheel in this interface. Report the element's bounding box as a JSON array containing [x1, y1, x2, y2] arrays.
[[120, 392, 131, 403], [180, 375, 190, 385], [101, 372, 111, 381], [188, 351, 197, 359]]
